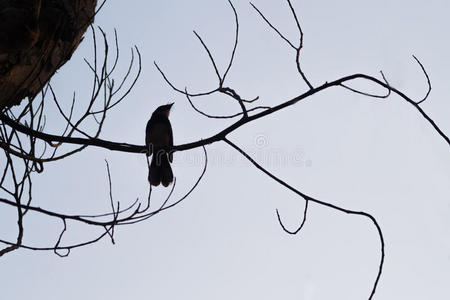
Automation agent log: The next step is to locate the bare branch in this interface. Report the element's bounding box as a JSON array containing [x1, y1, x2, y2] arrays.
[[340, 71, 391, 99], [251, 1, 313, 89], [193, 30, 222, 84], [0, 145, 208, 253], [154, 61, 219, 97], [412, 55, 432, 105], [287, 0, 313, 89], [54, 219, 69, 257], [224, 138, 384, 300], [250, 2, 296, 49], [2, 70, 448, 158], [121, 146, 208, 225], [222, 0, 239, 83], [186, 88, 269, 119], [276, 199, 309, 235]]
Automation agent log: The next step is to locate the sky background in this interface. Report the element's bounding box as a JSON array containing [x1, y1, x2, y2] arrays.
[[1, 0, 450, 299]]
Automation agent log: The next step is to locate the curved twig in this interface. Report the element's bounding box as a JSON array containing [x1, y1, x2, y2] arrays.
[[412, 55, 432, 105], [154, 61, 219, 97], [251, 1, 313, 88], [193, 30, 222, 83], [340, 71, 391, 99], [120, 145, 208, 225], [185, 88, 268, 119], [276, 198, 309, 235], [54, 219, 69, 257], [222, 0, 239, 83], [224, 138, 384, 300]]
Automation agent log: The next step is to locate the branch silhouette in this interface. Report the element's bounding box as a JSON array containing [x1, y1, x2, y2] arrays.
[[224, 138, 384, 300], [2, 70, 447, 156]]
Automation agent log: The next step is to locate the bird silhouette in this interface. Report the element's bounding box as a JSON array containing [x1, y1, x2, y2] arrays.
[[145, 103, 174, 187]]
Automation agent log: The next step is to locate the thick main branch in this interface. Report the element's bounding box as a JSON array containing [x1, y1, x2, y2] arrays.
[[1, 73, 447, 158]]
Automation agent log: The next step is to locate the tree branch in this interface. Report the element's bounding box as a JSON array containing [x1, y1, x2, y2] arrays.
[[224, 138, 384, 300]]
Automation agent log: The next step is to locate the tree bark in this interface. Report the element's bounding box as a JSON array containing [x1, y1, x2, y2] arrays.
[[0, 0, 98, 109]]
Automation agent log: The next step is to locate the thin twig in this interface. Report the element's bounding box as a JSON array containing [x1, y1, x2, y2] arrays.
[[222, 0, 239, 83], [193, 30, 222, 84], [340, 71, 391, 99], [250, 2, 296, 49], [276, 199, 309, 235], [412, 55, 432, 105], [224, 138, 384, 300]]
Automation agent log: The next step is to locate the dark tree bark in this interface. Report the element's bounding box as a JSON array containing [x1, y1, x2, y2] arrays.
[[0, 0, 97, 109]]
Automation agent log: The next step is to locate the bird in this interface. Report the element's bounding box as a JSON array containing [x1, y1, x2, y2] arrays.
[[145, 103, 174, 187]]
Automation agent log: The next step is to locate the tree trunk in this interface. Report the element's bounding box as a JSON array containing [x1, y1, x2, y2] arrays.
[[0, 0, 98, 109]]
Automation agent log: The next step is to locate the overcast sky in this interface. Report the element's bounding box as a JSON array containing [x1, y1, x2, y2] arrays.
[[1, 0, 450, 299]]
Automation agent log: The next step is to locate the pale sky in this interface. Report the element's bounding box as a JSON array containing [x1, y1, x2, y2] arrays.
[[1, 0, 450, 299]]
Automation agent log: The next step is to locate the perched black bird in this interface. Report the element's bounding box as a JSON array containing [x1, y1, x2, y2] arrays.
[[145, 103, 174, 187]]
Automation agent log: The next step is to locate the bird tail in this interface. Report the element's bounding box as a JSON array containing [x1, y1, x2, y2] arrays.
[[149, 151, 173, 187]]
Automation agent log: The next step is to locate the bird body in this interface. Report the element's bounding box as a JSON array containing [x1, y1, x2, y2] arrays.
[[145, 103, 174, 187]]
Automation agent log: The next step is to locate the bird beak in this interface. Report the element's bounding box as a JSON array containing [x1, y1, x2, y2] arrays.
[[166, 103, 174, 117]]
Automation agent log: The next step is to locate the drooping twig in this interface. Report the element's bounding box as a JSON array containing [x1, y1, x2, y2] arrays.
[[340, 71, 391, 99], [224, 138, 384, 300], [276, 198, 309, 235], [54, 219, 69, 257], [412, 55, 432, 105]]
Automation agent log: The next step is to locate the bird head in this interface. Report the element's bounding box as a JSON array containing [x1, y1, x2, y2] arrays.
[[153, 103, 174, 117]]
